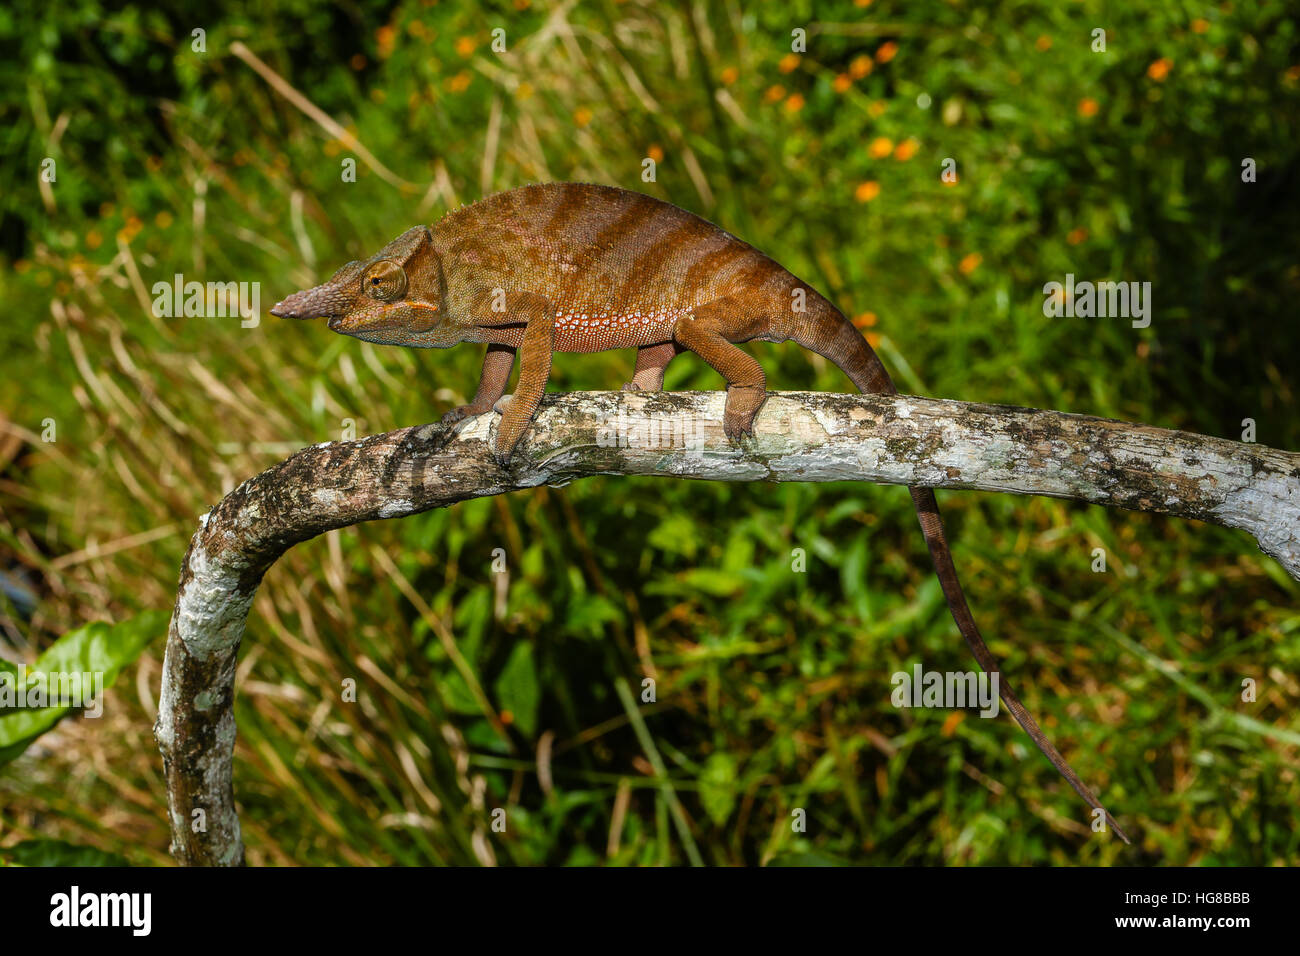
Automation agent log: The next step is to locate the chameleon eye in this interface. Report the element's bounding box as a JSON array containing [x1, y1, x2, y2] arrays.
[[364, 260, 407, 301]]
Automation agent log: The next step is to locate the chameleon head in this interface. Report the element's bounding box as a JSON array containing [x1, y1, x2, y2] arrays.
[[270, 226, 460, 347]]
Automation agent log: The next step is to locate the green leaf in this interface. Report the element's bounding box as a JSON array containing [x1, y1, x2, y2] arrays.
[[647, 514, 698, 559], [1, 839, 130, 867], [563, 593, 621, 640], [678, 568, 746, 597], [0, 611, 167, 768], [494, 642, 539, 739], [698, 752, 737, 825]]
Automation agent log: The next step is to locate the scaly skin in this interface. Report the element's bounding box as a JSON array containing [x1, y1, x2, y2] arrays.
[[271, 182, 1131, 844]]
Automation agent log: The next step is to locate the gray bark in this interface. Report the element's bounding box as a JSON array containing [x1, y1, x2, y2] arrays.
[[154, 390, 1300, 865]]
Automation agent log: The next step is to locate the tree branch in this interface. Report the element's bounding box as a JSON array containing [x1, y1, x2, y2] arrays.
[[154, 390, 1300, 865]]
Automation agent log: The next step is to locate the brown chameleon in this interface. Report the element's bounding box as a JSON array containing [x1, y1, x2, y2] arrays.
[[271, 181, 1130, 843]]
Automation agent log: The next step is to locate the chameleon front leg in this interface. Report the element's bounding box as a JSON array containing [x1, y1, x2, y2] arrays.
[[493, 295, 554, 463], [621, 341, 683, 392], [672, 300, 767, 440], [442, 343, 516, 424]]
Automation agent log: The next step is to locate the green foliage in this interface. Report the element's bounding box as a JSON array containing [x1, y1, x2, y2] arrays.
[[1, 839, 130, 867], [0, 612, 167, 767], [1, 0, 1297, 866]]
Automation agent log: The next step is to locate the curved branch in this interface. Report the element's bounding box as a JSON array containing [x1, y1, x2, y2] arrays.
[[154, 390, 1300, 865]]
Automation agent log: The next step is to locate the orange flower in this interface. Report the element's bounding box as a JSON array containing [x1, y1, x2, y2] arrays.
[[763, 84, 786, 103], [779, 52, 800, 74], [893, 138, 919, 161], [854, 0, 874, 7], [866, 332, 882, 348], [1191, 18, 1209, 34], [1035, 35, 1052, 51], [647, 144, 664, 162], [1147, 57, 1172, 81], [855, 181, 881, 202], [958, 253, 981, 275], [876, 41, 898, 63], [852, 312, 878, 329], [350, 53, 367, 71], [574, 106, 593, 127], [86, 229, 103, 249], [868, 137, 893, 158], [868, 100, 887, 117], [455, 35, 476, 58], [1067, 227, 1089, 245], [376, 25, 396, 58], [447, 71, 470, 93], [833, 73, 852, 94], [1078, 97, 1099, 117], [785, 93, 805, 113], [719, 66, 739, 86], [849, 54, 873, 78]]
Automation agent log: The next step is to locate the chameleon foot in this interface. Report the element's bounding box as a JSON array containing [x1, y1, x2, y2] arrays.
[[442, 403, 491, 424], [722, 387, 766, 442], [489, 394, 521, 465]]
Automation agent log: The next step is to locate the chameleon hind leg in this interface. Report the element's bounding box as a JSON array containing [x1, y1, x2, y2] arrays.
[[672, 300, 767, 441], [622, 342, 683, 391]]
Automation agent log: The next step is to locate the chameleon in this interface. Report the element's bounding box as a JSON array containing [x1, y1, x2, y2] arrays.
[[271, 181, 1130, 844]]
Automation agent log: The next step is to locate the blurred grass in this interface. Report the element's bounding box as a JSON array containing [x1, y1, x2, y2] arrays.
[[0, 0, 1298, 865]]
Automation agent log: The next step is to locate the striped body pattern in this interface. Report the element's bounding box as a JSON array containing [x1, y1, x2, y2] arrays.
[[269, 182, 1135, 843], [431, 182, 810, 353]]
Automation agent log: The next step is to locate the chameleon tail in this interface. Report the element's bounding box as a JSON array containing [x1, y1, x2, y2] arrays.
[[790, 307, 1131, 844]]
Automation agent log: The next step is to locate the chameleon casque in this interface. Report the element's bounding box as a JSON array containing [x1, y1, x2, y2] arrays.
[[271, 181, 1130, 843]]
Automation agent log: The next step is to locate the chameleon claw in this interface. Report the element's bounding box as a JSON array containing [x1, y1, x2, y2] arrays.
[[441, 404, 484, 425], [723, 413, 758, 443]]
